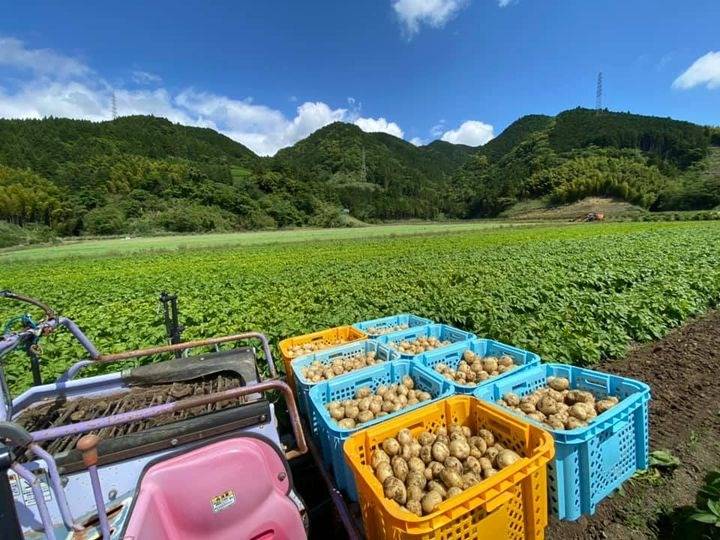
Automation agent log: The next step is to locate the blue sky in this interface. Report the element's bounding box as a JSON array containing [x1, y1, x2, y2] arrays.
[[0, 0, 718, 155]]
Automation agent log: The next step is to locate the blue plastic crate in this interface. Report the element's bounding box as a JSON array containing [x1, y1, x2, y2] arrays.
[[474, 363, 650, 520], [418, 338, 541, 394], [373, 324, 476, 359], [308, 360, 453, 500], [352, 313, 434, 338], [291, 340, 398, 425]]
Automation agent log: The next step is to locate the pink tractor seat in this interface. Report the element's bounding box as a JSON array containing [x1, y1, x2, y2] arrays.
[[122, 435, 306, 540]]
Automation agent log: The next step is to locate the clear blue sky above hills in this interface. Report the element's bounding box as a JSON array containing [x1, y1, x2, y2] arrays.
[[0, 0, 718, 155]]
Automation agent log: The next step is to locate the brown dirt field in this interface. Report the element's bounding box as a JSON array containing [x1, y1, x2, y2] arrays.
[[548, 310, 720, 539]]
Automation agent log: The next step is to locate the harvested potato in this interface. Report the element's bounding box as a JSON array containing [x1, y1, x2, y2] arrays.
[[397, 428, 413, 445], [595, 398, 617, 414], [407, 485, 424, 502], [496, 377, 621, 431], [434, 353, 518, 387], [449, 438, 471, 460], [299, 351, 381, 381], [495, 449, 521, 469], [383, 476, 407, 505], [366, 323, 411, 337], [426, 461, 444, 479], [383, 438, 401, 456], [464, 456, 482, 475], [519, 401, 537, 414], [408, 456, 425, 474], [406, 471, 427, 490], [389, 336, 451, 355], [537, 395, 559, 416], [477, 429, 495, 447], [569, 403, 589, 421], [392, 456, 410, 482], [287, 337, 349, 359], [406, 499, 423, 516], [462, 472, 480, 489], [547, 376, 570, 391], [418, 431, 435, 446], [329, 378, 431, 427], [421, 490, 444, 514], [371, 449, 390, 470], [483, 468, 498, 479], [376, 462, 393, 484], [374, 422, 523, 515], [443, 456, 464, 475], [426, 481, 447, 498], [431, 441, 450, 462]]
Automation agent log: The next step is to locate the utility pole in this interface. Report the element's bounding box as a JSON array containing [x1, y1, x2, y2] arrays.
[[595, 72, 603, 113], [111, 91, 118, 120]]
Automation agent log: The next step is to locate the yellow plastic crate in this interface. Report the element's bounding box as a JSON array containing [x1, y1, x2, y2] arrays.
[[279, 326, 367, 391], [343, 395, 555, 540]]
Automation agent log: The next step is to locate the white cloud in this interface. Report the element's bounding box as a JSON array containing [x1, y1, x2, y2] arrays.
[[392, 0, 469, 36], [175, 91, 348, 155], [410, 137, 425, 146], [430, 120, 446, 137], [497, 0, 514, 6], [132, 70, 162, 85], [441, 120, 494, 146], [0, 36, 90, 78], [0, 36, 409, 156], [672, 51, 720, 90], [354, 116, 404, 138]]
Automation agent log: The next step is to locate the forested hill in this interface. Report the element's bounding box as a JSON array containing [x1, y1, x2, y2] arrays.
[[448, 108, 718, 217], [0, 115, 257, 176], [0, 108, 717, 245], [273, 122, 476, 219]]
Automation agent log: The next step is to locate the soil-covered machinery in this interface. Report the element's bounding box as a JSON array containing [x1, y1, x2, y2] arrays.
[[0, 290, 325, 540]]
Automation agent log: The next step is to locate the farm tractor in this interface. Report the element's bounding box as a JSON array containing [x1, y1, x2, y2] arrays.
[[0, 291, 358, 540]]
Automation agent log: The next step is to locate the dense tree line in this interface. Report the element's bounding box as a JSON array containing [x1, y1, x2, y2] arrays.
[[0, 109, 716, 244]]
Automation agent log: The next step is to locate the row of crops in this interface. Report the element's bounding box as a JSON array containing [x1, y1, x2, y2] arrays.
[[1, 221, 719, 393]]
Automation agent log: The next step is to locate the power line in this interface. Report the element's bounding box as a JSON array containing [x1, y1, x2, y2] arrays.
[[595, 72, 603, 112]]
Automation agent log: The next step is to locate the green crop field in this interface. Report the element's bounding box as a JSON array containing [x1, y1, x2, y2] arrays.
[[0, 221, 539, 264], [1, 221, 719, 393]]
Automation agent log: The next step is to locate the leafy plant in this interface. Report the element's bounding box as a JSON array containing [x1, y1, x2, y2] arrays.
[[1, 221, 719, 394]]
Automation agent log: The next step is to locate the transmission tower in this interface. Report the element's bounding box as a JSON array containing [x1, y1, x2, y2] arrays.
[[111, 91, 118, 119], [595, 72, 603, 112]]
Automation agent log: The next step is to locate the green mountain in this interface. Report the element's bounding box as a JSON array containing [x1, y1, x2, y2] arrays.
[[273, 122, 474, 219], [477, 114, 554, 162], [0, 108, 716, 245], [449, 108, 717, 217], [0, 115, 257, 177]]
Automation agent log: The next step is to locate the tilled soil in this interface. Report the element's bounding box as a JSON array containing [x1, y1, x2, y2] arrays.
[[548, 310, 720, 539]]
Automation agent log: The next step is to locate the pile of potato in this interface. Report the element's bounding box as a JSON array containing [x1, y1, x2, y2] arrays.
[[300, 351, 383, 383], [325, 376, 432, 429], [497, 376, 620, 430], [371, 424, 522, 516], [365, 323, 410, 336], [434, 350, 517, 386], [389, 336, 451, 355], [287, 338, 349, 359]]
